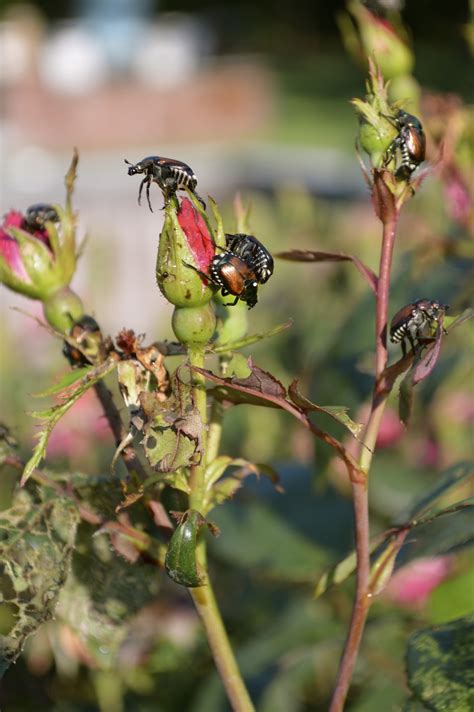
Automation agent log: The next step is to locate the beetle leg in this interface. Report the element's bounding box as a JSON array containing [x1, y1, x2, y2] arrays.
[[401, 338, 407, 358], [193, 190, 206, 210], [137, 177, 147, 206], [223, 295, 240, 306], [146, 179, 154, 212], [407, 333, 417, 355]]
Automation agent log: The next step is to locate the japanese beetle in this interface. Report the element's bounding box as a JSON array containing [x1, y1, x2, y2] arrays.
[[390, 299, 447, 356], [224, 233, 274, 283], [383, 110, 426, 180], [23, 203, 59, 232], [124, 155, 205, 211], [210, 252, 259, 309]]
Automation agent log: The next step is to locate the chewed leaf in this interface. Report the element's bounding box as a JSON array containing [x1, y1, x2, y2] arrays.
[[213, 319, 293, 354], [21, 359, 117, 485], [165, 509, 206, 587], [289, 380, 364, 439], [276, 249, 378, 294], [32, 367, 92, 398], [0, 486, 78, 676]]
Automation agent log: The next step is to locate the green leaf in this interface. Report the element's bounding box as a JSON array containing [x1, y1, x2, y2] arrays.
[[288, 380, 364, 439], [399, 368, 414, 426], [165, 510, 205, 587], [0, 485, 79, 676], [207, 196, 226, 249], [203, 457, 281, 511], [406, 615, 474, 711], [400, 461, 474, 524], [212, 501, 328, 583], [32, 366, 92, 397], [21, 359, 117, 485], [213, 320, 293, 354], [143, 425, 198, 474], [427, 565, 474, 624]]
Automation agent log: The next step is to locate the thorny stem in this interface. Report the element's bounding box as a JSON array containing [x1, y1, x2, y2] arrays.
[[190, 541, 255, 712], [329, 212, 399, 712]]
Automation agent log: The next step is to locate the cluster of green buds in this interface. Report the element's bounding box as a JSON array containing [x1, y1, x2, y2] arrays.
[[0, 152, 85, 333], [156, 192, 253, 350]]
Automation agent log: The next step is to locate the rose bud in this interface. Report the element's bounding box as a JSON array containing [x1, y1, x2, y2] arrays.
[[156, 196, 215, 308]]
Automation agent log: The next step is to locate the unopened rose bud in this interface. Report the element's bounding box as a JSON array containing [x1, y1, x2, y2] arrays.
[[0, 201, 77, 304], [157, 197, 215, 308], [343, 1, 414, 79]]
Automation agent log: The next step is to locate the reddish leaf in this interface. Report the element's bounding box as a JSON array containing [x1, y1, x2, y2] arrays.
[[276, 249, 378, 295], [413, 324, 444, 386], [372, 169, 397, 224]]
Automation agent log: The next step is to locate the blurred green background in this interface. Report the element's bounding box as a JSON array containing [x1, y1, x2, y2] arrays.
[[0, 1, 472, 710]]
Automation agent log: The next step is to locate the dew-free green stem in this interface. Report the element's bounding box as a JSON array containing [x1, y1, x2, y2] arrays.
[[188, 346, 208, 508], [329, 212, 399, 712], [190, 541, 255, 712]]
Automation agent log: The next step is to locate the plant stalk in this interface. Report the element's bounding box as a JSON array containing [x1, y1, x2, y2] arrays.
[[190, 541, 255, 712], [187, 348, 253, 711], [329, 212, 399, 712]]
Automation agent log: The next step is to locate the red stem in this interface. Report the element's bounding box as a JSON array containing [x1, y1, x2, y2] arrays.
[[329, 211, 399, 712]]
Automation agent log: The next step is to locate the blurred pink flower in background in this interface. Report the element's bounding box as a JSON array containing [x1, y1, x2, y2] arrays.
[[384, 555, 453, 608], [47, 388, 111, 461]]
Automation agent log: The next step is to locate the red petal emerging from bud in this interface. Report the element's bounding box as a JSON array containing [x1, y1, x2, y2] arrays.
[[0, 212, 30, 280], [177, 198, 215, 273]]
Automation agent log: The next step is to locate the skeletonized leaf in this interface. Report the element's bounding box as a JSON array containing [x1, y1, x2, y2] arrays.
[[407, 615, 474, 711], [288, 380, 364, 439], [0, 486, 78, 676]]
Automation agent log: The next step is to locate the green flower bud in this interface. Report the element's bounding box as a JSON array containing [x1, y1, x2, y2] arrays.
[[157, 199, 214, 308], [172, 304, 216, 346], [42, 287, 85, 333], [344, 2, 414, 79]]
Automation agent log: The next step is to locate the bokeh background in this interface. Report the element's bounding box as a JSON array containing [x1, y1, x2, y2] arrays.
[[0, 1, 472, 710]]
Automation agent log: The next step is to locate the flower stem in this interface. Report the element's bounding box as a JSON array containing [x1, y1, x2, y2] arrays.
[[186, 348, 253, 711], [329, 212, 399, 712], [190, 541, 255, 712]]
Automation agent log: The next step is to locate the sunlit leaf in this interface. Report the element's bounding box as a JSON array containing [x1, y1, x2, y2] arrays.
[[21, 359, 118, 485], [407, 615, 474, 711], [213, 320, 293, 354], [32, 366, 92, 397]]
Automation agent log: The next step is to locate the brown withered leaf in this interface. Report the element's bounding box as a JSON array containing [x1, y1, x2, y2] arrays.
[[276, 249, 378, 295]]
